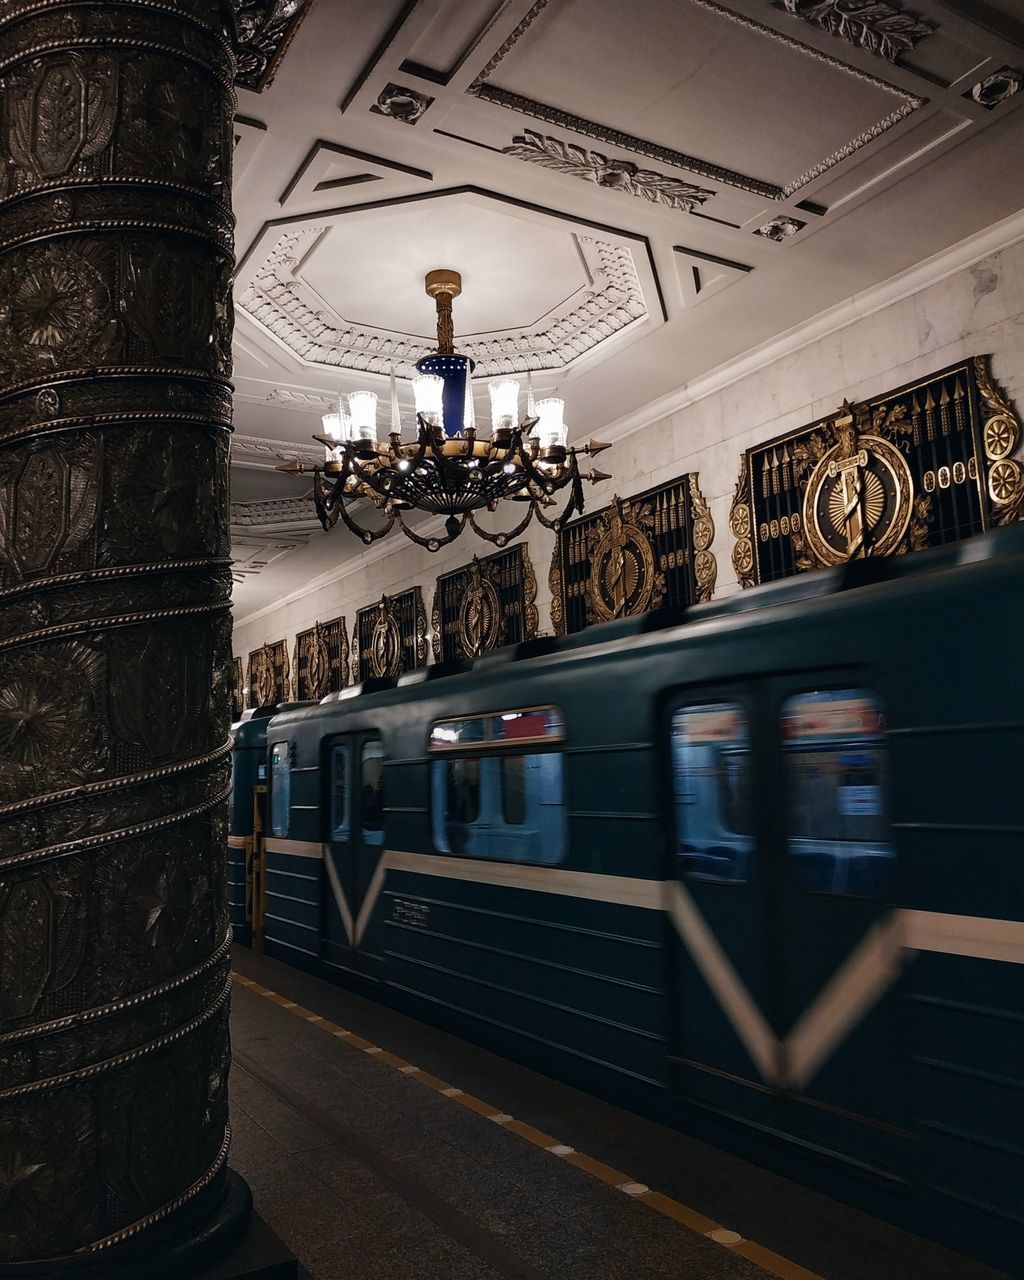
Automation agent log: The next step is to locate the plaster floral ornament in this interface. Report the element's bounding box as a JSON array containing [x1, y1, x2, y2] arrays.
[[503, 130, 715, 212], [770, 0, 933, 62], [755, 215, 807, 242]]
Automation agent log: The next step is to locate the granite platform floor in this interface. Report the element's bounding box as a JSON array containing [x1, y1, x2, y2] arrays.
[[227, 948, 1010, 1280]]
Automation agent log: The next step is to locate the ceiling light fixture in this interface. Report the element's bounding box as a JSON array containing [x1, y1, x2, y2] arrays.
[[277, 270, 611, 552]]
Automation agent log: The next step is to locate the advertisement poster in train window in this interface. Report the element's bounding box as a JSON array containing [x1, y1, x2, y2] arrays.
[[432, 543, 538, 663], [729, 356, 1023, 587], [549, 475, 716, 636]]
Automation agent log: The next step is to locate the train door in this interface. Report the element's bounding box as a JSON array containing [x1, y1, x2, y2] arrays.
[[667, 677, 907, 1178], [322, 733, 385, 977]]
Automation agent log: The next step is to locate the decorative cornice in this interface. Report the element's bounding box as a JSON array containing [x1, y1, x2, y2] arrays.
[[768, 0, 934, 63], [502, 131, 715, 212], [238, 226, 648, 376], [231, 431, 323, 466], [469, 0, 922, 200], [235, 0, 316, 93], [230, 496, 318, 528]]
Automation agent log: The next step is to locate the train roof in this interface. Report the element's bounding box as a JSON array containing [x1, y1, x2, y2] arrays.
[[263, 522, 1024, 734]]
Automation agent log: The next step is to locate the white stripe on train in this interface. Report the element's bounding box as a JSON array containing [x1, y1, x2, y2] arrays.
[[261, 842, 1024, 1089]]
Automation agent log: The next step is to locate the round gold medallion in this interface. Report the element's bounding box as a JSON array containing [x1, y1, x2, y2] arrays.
[[589, 505, 658, 623], [801, 432, 913, 567]]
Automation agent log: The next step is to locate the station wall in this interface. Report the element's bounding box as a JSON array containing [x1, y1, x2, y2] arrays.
[[232, 222, 1024, 673]]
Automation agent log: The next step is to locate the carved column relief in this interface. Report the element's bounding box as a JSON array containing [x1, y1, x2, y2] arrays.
[[0, 1, 240, 1268]]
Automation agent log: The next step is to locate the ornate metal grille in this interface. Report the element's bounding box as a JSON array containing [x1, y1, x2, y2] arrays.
[[549, 476, 715, 635], [353, 588, 428, 680], [246, 640, 290, 708], [729, 356, 1023, 587], [432, 544, 539, 662], [293, 617, 349, 701]]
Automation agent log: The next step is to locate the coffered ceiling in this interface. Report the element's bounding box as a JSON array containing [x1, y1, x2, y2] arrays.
[[231, 0, 1024, 614]]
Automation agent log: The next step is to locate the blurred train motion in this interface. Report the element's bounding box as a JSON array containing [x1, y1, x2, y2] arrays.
[[230, 524, 1024, 1272]]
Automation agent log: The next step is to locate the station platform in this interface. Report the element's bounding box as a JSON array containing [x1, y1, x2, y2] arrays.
[[227, 948, 1010, 1280]]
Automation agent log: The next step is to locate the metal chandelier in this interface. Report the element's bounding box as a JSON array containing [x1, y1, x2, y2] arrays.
[[278, 270, 611, 552]]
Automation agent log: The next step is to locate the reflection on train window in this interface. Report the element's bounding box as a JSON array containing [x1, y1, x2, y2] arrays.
[[501, 757, 526, 825], [361, 740, 385, 845], [671, 703, 752, 884], [432, 753, 565, 864], [269, 742, 289, 837], [430, 717, 487, 750], [330, 745, 349, 839], [430, 707, 564, 751], [782, 689, 893, 898]]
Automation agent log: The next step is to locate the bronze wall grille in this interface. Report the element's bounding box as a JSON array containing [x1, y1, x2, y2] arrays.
[[432, 544, 539, 662], [353, 588, 428, 680], [247, 640, 290, 708], [293, 617, 349, 701], [729, 356, 1023, 588], [549, 476, 716, 635]]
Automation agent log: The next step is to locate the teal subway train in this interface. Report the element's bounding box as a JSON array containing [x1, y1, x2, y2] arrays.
[[229, 524, 1024, 1273]]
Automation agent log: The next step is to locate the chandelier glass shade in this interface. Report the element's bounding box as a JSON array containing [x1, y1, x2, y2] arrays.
[[278, 270, 611, 552]]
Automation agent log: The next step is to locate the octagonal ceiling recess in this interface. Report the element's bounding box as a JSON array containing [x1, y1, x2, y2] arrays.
[[237, 191, 652, 377]]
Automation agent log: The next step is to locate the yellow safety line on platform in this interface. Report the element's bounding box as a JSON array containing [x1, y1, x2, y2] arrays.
[[232, 971, 823, 1280]]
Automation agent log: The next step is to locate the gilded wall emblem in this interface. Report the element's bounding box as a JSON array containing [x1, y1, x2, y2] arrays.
[[368, 598, 403, 678], [433, 545, 537, 663], [586, 497, 663, 624], [456, 559, 502, 657], [730, 357, 1022, 586], [798, 412, 914, 566]]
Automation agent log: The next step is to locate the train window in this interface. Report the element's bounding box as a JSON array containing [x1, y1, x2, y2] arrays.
[[330, 745, 349, 839], [781, 689, 893, 898], [431, 753, 565, 864], [671, 703, 752, 884], [361, 740, 385, 845], [269, 742, 290, 837]]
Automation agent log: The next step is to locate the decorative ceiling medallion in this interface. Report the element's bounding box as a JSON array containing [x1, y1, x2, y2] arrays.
[[470, 0, 923, 200], [235, 0, 315, 93], [502, 131, 715, 212], [967, 67, 1023, 110], [239, 224, 648, 376], [768, 0, 934, 63], [755, 215, 807, 241], [370, 83, 434, 125]]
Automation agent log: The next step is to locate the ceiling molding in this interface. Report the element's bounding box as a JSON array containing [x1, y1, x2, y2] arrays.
[[339, 0, 423, 113], [467, 0, 923, 200], [277, 138, 432, 209], [767, 0, 935, 63], [231, 496, 321, 530], [236, 0, 316, 93], [502, 130, 717, 213], [231, 432, 324, 468]]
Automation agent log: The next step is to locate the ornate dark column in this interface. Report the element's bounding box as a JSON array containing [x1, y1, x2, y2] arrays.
[[0, 1, 246, 1272]]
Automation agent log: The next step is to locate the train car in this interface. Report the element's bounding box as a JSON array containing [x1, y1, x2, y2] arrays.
[[233, 524, 1024, 1272]]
